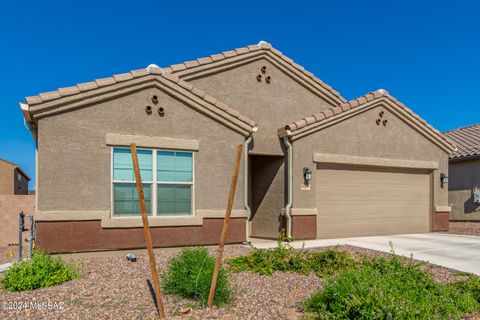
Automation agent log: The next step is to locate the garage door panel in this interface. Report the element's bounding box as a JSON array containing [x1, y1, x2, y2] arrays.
[[317, 220, 428, 238], [316, 166, 430, 239]]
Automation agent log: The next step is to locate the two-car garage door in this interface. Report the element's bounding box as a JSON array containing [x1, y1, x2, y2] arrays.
[[316, 165, 431, 239]]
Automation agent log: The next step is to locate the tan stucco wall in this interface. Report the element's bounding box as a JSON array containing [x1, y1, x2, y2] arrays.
[[37, 86, 246, 214], [448, 159, 480, 220], [0, 195, 35, 247], [0, 161, 14, 194], [186, 57, 337, 238], [189, 57, 336, 155], [292, 105, 449, 211]]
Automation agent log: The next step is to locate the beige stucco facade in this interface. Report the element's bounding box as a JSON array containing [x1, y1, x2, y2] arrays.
[[186, 57, 338, 238], [292, 104, 449, 209], [22, 42, 454, 251], [36, 86, 246, 217], [188, 58, 336, 155], [448, 158, 480, 221]]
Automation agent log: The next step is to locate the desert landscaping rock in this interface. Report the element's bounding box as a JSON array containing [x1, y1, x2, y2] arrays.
[[444, 222, 480, 236], [0, 245, 476, 319]]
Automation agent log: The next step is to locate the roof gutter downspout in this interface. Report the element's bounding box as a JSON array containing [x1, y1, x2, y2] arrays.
[[244, 134, 253, 243], [283, 136, 293, 240]]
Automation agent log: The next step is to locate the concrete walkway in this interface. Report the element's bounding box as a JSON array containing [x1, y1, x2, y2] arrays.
[[251, 233, 480, 275]]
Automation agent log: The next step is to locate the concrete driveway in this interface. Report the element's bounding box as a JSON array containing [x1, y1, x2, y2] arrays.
[[251, 233, 480, 275]]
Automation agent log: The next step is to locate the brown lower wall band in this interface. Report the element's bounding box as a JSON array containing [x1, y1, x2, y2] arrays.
[[433, 212, 449, 232], [291, 215, 317, 240], [36, 218, 246, 253]]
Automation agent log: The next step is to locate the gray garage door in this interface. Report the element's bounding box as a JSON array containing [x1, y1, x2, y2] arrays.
[[316, 166, 431, 239]]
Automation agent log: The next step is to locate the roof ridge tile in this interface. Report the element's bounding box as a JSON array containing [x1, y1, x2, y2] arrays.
[[161, 42, 346, 103], [24, 64, 256, 131]]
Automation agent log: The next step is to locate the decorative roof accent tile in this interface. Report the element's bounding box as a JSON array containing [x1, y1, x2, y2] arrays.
[[162, 41, 345, 103], [284, 89, 455, 150], [444, 124, 480, 159]]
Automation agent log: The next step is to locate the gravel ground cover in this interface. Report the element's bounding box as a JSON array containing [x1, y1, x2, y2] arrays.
[[0, 245, 477, 319], [444, 222, 480, 236]]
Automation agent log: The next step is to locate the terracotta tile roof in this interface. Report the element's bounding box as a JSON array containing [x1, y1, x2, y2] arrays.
[[162, 41, 346, 103], [284, 89, 455, 150], [444, 124, 480, 159], [24, 65, 256, 130]]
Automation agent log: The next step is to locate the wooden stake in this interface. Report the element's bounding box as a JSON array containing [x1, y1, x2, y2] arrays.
[[130, 143, 166, 319], [208, 144, 243, 308]]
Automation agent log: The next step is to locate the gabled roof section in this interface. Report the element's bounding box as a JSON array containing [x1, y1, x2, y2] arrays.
[[22, 65, 257, 136], [280, 89, 456, 153], [163, 41, 346, 105], [444, 124, 480, 160], [0, 158, 31, 180]]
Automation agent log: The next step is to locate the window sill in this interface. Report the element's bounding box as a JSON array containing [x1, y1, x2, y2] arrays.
[[34, 209, 248, 228]]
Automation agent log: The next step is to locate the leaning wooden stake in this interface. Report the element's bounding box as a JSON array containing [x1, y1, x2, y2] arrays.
[[130, 143, 166, 319], [208, 144, 243, 308]]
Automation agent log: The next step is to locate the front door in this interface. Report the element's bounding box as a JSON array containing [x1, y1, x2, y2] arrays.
[[249, 154, 285, 239]]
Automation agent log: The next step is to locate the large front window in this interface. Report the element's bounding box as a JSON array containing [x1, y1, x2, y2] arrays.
[[112, 147, 193, 217]]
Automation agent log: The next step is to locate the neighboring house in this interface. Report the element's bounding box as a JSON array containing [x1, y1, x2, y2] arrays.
[[20, 41, 455, 253], [0, 158, 34, 247], [444, 124, 480, 221], [0, 158, 30, 195]]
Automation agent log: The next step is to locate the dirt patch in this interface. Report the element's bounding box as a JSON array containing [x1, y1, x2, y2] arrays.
[[0, 245, 474, 319], [0, 247, 20, 265]]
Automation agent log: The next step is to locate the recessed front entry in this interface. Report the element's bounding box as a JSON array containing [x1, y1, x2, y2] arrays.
[[316, 165, 431, 238], [250, 154, 285, 239]]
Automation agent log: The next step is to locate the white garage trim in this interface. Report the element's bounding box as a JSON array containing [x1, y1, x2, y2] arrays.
[[313, 153, 438, 170]]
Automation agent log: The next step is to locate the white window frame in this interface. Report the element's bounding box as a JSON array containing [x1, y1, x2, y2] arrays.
[[110, 147, 195, 218]]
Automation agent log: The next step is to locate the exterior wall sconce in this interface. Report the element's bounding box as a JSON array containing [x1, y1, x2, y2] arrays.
[[303, 167, 312, 183], [440, 173, 448, 188]]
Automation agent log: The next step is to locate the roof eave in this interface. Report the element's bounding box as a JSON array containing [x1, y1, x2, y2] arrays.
[[281, 94, 456, 153], [449, 154, 480, 163], [165, 41, 346, 105]]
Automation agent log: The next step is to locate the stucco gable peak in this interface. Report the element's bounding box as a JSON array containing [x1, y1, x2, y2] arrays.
[[281, 89, 456, 152], [22, 66, 257, 133], [161, 41, 346, 104]]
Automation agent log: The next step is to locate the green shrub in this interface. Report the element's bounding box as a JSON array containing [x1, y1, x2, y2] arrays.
[[1, 252, 81, 292], [227, 241, 305, 275], [307, 249, 352, 277], [453, 275, 480, 303], [303, 254, 479, 319], [162, 247, 231, 307], [226, 241, 353, 277]]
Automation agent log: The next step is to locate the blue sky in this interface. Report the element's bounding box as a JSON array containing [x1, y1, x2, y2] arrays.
[[1, 1, 479, 187]]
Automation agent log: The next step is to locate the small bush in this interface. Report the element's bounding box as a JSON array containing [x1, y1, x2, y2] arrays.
[[307, 249, 352, 277], [453, 275, 480, 303], [1, 252, 81, 292], [303, 254, 479, 319], [226, 240, 353, 277], [162, 247, 231, 307]]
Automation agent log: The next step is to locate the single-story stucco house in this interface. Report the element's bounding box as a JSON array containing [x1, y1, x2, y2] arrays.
[[444, 124, 480, 221], [20, 41, 456, 253]]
